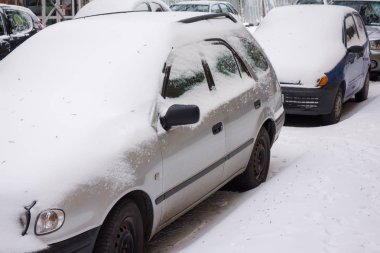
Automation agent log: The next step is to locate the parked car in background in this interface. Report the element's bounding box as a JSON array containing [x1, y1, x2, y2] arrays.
[[170, 1, 241, 21], [333, 0, 380, 80], [0, 3, 43, 60], [75, 0, 170, 18], [255, 5, 370, 124], [295, 0, 331, 5], [0, 10, 284, 252]]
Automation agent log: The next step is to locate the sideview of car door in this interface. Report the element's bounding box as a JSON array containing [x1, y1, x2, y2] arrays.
[[201, 40, 260, 181], [158, 42, 226, 225], [344, 14, 365, 98], [0, 13, 11, 60]]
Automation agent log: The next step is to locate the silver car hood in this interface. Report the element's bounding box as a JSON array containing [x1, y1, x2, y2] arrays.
[[366, 26, 380, 41]]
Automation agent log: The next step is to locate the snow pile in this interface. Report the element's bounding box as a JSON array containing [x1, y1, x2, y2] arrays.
[[254, 5, 351, 87], [148, 82, 380, 252]]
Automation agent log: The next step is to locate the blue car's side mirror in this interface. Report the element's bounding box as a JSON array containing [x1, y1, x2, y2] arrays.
[[347, 45, 364, 53]]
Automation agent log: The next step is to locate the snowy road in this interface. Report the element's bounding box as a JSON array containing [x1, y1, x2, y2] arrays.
[[147, 82, 380, 253]]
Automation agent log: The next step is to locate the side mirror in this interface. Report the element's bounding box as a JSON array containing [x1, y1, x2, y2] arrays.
[[347, 45, 363, 53], [160, 104, 200, 131]]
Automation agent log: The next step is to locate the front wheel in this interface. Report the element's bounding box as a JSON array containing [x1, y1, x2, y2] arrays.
[[322, 87, 343, 125], [355, 72, 369, 102], [94, 199, 144, 253], [234, 127, 271, 191]]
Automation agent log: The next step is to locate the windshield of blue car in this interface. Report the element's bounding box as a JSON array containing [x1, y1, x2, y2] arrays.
[[170, 4, 210, 12], [334, 1, 380, 26]]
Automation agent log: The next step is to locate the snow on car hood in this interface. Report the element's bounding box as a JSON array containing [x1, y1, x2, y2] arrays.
[[366, 26, 380, 41], [254, 5, 347, 87], [0, 14, 172, 251]]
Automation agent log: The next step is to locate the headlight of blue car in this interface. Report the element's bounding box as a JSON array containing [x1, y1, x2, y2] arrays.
[[370, 40, 380, 50]]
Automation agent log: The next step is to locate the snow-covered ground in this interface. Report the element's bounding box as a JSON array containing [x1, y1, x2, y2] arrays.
[[147, 81, 380, 253]]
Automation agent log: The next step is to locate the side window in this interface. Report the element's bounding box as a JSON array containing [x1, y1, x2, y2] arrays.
[[353, 13, 367, 45], [219, 4, 230, 14], [227, 4, 238, 15], [345, 15, 360, 48], [0, 15, 5, 36], [164, 45, 208, 99], [234, 37, 269, 72], [203, 43, 242, 86], [5, 9, 32, 34], [135, 3, 150, 11], [211, 4, 221, 13], [150, 2, 164, 12]]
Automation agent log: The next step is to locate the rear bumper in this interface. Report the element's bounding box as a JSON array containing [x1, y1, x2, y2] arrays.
[[281, 85, 339, 116], [36, 227, 100, 253]]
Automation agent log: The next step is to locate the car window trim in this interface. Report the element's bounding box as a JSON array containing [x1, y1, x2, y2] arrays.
[[205, 38, 252, 78], [353, 12, 369, 40], [344, 13, 360, 48]]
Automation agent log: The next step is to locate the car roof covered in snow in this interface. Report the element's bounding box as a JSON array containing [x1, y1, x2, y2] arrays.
[[254, 5, 357, 86]]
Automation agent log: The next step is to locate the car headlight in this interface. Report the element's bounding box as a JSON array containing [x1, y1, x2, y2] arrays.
[[317, 74, 329, 87], [370, 40, 380, 50], [35, 209, 65, 235]]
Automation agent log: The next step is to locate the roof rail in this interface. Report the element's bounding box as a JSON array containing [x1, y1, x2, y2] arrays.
[[178, 13, 237, 24]]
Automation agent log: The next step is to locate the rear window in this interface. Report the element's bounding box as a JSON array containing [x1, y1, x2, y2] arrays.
[[170, 4, 209, 12]]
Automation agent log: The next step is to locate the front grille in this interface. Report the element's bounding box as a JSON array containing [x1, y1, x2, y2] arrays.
[[283, 94, 319, 110]]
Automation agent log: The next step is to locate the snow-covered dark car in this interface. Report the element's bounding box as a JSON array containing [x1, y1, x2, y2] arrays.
[[333, 0, 380, 79], [0, 3, 43, 60], [0, 11, 284, 253], [255, 5, 370, 124]]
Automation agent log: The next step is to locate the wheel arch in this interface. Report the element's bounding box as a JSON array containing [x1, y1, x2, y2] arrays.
[[262, 118, 276, 147], [107, 190, 154, 241], [340, 80, 346, 98]]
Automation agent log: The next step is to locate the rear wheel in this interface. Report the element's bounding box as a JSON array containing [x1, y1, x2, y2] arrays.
[[94, 199, 144, 253], [322, 87, 343, 125], [355, 72, 369, 102], [234, 127, 271, 191]]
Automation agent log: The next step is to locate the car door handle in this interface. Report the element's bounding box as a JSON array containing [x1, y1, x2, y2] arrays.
[[254, 99, 261, 109], [212, 122, 223, 135]]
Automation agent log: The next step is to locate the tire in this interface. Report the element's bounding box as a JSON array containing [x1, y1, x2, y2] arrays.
[[234, 127, 271, 191], [369, 73, 378, 81], [355, 72, 369, 102], [322, 87, 343, 125], [94, 199, 144, 253]]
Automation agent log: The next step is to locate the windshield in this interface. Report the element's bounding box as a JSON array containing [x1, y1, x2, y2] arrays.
[[334, 1, 380, 26], [170, 4, 210, 12]]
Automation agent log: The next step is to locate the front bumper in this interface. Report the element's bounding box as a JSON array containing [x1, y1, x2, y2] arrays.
[[370, 49, 380, 75], [36, 227, 100, 253], [281, 84, 339, 116]]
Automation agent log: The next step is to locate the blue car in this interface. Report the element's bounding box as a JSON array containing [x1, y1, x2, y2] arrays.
[[254, 5, 370, 124]]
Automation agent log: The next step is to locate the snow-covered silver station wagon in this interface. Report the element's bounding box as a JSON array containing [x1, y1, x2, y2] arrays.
[[0, 11, 284, 253]]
